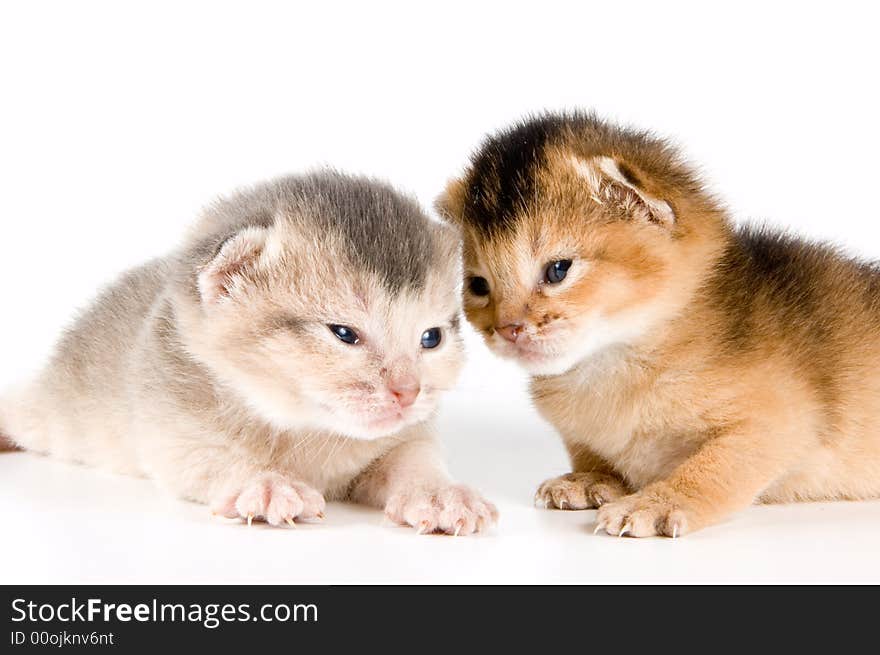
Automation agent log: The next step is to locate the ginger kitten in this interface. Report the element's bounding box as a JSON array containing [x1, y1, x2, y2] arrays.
[[437, 112, 880, 537], [1, 171, 497, 535]]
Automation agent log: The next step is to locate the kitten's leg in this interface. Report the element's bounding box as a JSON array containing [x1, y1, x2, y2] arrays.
[[535, 443, 629, 509], [135, 423, 325, 527], [348, 433, 498, 536], [595, 423, 797, 538], [210, 472, 326, 527]]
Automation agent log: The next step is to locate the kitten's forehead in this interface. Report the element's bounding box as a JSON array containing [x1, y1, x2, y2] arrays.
[[258, 210, 461, 331], [455, 111, 691, 240], [283, 223, 461, 321], [462, 115, 569, 237], [285, 173, 455, 293], [203, 171, 460, 295], [465, 221, 566, 276]]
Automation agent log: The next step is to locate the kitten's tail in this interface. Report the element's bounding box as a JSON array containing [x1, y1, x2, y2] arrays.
[[0, 432, 19, 452], [0, 385, 35, 453], [0, 403, 21, 452]]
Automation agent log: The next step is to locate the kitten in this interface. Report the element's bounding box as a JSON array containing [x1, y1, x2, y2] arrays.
[[437, 112, 880, 537], [0, 171, 497, 535]]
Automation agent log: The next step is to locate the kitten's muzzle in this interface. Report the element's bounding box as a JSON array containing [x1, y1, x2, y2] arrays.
[[492, 324, 554, 365], [496, 323, 524, 344], [387, 380, 420, 409]]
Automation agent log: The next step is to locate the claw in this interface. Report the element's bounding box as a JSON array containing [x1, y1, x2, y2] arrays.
[[593, 494, 605, 507], [316, 511, 325, 520], [593, 522, 604, 535], [416, 521, 431, 535], [559, 499, 568, 509], [285, 517, 296, 528], [247, 514, 254, 526], [618, 523, 631, 537], [454, 521, 463, 537], [672, 524, 679, 539]]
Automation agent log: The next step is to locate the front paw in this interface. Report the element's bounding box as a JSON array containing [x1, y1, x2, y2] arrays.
[[595, 490, 689, 538], [211, 472, 326, 527], [385, 484, 499, 536], [535, 472, 627, 510]]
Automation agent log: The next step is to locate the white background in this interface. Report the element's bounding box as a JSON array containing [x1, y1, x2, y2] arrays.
[[2, 1, 880, 583]]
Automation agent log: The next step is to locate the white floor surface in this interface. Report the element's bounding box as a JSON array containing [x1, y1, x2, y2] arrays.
[[3, 383, 879, 585]]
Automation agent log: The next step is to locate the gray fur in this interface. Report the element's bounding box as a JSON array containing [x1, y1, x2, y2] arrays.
[[0, 170, 490, 532], [183, 170, 442, 294]]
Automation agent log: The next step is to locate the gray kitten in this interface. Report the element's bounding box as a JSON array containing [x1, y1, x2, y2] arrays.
[[0, 171, 497, 534]]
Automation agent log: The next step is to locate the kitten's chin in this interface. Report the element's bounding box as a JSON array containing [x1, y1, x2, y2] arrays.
[[511, 339, 629, 377], [228, 382, 417, 440], [311, 405, 431, 441], [490, 339, 584, 376], [494, 309, 660, 377], [496, 345, 585, 376], [520, 353, 583, 377]]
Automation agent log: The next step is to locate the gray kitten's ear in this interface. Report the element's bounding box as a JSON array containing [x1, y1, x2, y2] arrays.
[[434, 177, 467, 226], [571, 155, 675, 227], [197, 227, 269, 304]]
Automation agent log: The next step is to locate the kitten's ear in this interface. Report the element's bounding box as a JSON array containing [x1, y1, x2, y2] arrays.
[[198, 226, 271, 304], [572, 155, 675, 227], [434, 177, 467, 226]]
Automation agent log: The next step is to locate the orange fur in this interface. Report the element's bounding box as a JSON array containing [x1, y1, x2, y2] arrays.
[[439, 112, 880, 537]]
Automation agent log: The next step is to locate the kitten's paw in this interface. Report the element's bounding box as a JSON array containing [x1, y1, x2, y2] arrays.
[[385, 484, 499, 536], [535, 472, 627, 510], [595, 491, 689, 538], [211, 473, 326, 527]]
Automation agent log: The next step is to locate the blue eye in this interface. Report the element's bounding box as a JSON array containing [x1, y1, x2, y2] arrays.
[[329, 324, 359, 345], [420, 327, 442, 349], [545, 259, 572, 284]]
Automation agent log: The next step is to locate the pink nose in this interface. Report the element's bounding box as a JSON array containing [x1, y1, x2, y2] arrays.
[[389, 383, 420, 408], [496, 323, 523, 343]]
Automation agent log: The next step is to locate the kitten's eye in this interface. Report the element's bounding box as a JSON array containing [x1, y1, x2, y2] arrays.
[[328, 324, 360, 345], [469, 276, 490, 296], [545, 259, 573, 284], [420, 327, 442, 349]]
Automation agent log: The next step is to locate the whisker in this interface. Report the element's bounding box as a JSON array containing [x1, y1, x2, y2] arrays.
[[309, 432, 340, 464], [321, 434, 345, 469]]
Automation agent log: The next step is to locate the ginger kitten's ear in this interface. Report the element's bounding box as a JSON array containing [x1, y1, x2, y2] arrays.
[[198, 227, 272, 304], [571, 155, 676, 227], [434, 177, 467, 226]]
